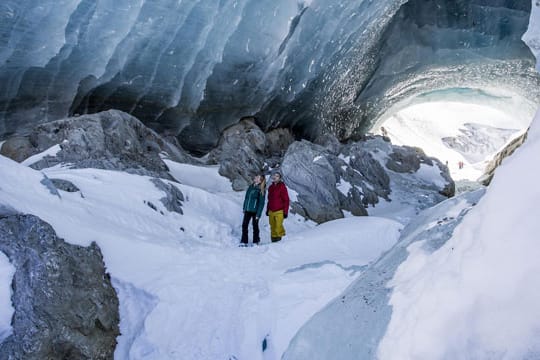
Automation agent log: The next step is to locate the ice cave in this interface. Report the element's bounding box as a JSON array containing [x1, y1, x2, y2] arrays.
[[1, 0, 540, 359]]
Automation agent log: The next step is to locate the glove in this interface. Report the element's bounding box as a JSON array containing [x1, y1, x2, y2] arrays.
[[284, 213, 288, 219]]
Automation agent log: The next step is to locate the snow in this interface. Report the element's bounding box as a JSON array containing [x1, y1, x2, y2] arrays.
[[21, 144, 62, 166], [375, 101, 530, 181], [0, 252, 15, 343], [414, 163, 446, 188], [377, 108, 540, 358], [336, 179, 353, 196], [163, 160, 232, 193], [0, 153, 401, 359]]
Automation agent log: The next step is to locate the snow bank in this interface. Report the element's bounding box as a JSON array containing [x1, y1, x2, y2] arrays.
[[0, 252, 15, 343], [379, 109, 540, 358]]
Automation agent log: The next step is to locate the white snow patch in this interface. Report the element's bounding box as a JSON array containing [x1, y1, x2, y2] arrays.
[[337, 179, 352, 196], [21, 144, 62, 166], [0, 251, 15, 343], [414, 163, 446, 188], [164, 160, 232, 193]]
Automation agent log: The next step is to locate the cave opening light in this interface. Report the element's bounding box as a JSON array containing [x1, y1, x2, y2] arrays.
[[372, 88, 535, 183]]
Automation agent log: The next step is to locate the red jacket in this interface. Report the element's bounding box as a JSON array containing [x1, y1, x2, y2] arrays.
[[267, 181, 289, 215]]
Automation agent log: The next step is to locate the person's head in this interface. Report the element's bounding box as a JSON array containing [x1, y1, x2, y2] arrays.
[[271, 172, 282, 184], [254, 174, 266, 194], [253, 174, 263, 185]]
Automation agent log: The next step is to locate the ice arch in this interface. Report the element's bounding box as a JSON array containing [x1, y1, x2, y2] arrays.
[[0, 0, 539, 155]]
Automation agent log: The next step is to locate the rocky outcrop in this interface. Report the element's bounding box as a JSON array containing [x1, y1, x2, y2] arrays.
[[0, 136, 34, 163], [281, 136, 454, 224], [479, 129, 528, 186], [150, 179, 185, 215], [0, 214, 120, 360], [281, 141, 344, 223], [208, 118, 267, 191], [208, 118, 295, 191], [207, 118, 454, 224], [384, 144, 454, 197], [0, 110, 195, 178]]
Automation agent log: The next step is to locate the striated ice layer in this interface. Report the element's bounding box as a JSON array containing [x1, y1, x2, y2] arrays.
[[1, 0, 539, 154]]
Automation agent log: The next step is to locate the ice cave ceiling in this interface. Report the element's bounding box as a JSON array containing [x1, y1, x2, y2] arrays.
[[0, 0, 539, 155]]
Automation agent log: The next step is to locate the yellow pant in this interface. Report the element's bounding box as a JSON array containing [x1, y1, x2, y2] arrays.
[[268, 210, 286, 238]]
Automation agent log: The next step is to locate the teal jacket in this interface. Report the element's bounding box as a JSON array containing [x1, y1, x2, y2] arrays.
[[243, 184, 265, 218]]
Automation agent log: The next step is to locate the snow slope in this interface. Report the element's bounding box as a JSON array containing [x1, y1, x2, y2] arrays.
[[378, 108, 540, 358], [0, 155, 401, 359]]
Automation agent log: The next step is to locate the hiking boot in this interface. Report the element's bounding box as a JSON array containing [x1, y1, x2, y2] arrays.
[[239, 243, 248, 247], [271, 237, 281, 243]]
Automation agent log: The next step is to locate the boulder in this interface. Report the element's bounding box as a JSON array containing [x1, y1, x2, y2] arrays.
[[280, 136, 454, 224], [281, 141, 343, 223], [0, 137, 34, 162], [209, 118, 267, 191], [0, 214, 119, 360], [0, 110, 195, 179]]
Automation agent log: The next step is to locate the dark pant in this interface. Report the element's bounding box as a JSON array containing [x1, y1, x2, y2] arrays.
[[241, 212, 260, 244]]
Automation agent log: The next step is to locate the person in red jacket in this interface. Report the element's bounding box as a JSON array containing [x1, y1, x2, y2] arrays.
[[266, 171, 290, 242]]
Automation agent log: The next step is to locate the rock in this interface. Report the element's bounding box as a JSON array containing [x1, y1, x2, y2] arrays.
[[385, 144, 454, 198], [281, 141, 344, 223], [281, 139, 390, 223], [313, 133, 342, 155], [342, 141, 391, 204], [150, 179, 184, 215], [385, 145, 424, 173], [40, 175, 62, 198], [264, 129, 295, 171], [1, 110, 195, 179], [479, 129, 528, 186], [0, 214, 120, 360], [280, 136, 454, 223], [265, 128, 295, 158], [0, 137, 34, 162], [209, 118, 267, 191], [50, 179, 81, 193]]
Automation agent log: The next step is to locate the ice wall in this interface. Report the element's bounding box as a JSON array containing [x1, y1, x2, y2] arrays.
[[1, 0, 538, 154]]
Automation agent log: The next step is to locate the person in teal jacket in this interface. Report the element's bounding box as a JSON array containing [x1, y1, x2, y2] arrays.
[[240, 174, 266, 246]]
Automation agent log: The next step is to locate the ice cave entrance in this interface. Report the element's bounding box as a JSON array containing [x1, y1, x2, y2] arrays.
[[373, 89, 535, 184]]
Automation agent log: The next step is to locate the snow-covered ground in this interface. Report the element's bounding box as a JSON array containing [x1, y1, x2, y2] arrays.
[[375, 101, 530, 181], [0, 251, 15, 343], [1, 107, 539, 358], [0, 155, 402, 359], [376, 105, 540, 359]]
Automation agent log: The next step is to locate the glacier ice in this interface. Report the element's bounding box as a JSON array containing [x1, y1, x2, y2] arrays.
[[1, 0, 539, 155]]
